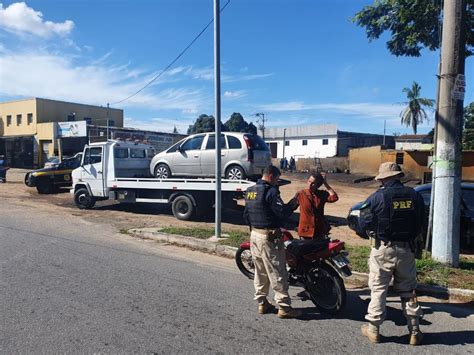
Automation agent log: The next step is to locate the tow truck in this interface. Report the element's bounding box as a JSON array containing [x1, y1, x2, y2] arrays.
[[71, 140, 255, 220]]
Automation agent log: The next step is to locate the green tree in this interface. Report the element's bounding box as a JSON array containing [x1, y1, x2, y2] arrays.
[[223, 112, 257, 134], [353, 0, 474, 57], [187, 114, 224, 134], [173, 126, 179, 134], [463, 102, 474, 150], [400, 82, 435, 134]]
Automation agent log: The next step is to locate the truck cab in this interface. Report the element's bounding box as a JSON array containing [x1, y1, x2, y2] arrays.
[[72, 140, 155, 201]]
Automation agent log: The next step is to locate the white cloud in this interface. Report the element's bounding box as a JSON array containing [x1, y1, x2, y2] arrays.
[[164, 65, 273, 83], [258, 101, 406, 119], [0, 2, 74, 38], [0, 50, 211, 114], [223, 90, 246, 99]]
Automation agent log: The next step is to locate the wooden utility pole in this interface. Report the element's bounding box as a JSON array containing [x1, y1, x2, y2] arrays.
[[432, 0, 467, 266]]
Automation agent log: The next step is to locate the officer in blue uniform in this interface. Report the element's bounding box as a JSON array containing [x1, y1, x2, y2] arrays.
[[359, 162, 425, 345], [0, 154, 8, 183], [243, 164, 301, 318]]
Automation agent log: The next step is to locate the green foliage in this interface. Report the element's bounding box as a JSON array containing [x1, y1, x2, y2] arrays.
[[218, 230, 250, 248], [173, 126, 179, 134], [224, 112, 257, 134], [160, 227, 215, 239], [187, 112, 257, 135], [345, 245, 371, 273], [400, 81, 435, 134], [463, 102, 474, 150], [353, 0, 474, 57]]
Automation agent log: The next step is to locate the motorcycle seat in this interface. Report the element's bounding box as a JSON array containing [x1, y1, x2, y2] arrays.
[[286, 239, 329, 258]]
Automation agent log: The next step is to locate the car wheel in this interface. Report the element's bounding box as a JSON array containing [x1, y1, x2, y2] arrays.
[[154, 164, 171, 179], [226, 165, 246, 180], [36, 178, 54, 194]]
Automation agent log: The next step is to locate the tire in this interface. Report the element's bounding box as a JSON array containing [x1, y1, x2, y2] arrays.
[[235, 247, 254, 279], [24, 173, 32, 187], [74, 188, 96, 209], [36, 178, 54, 194], [154, 164, 171, 179], [225, 165, 246, 180], [305, 263, 346, 315], [171, 195, 195, 220]]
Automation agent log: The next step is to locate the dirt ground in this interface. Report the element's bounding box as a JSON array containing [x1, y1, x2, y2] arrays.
[[0, 169, 380, 247]]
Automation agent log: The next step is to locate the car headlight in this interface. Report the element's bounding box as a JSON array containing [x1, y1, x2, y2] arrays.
[[349, 210, 360, 217]]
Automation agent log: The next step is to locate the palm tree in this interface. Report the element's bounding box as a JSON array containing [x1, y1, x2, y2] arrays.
[[400, 82, 435, 134]]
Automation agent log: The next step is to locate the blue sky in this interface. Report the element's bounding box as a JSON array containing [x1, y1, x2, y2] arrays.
[[0, 0, 472, 135]]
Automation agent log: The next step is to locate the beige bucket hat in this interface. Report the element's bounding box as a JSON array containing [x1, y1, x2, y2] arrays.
[[375, 162, 404, 181]]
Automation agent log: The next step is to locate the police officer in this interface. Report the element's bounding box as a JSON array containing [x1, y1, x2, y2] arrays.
[[0, 154, 8, 183], [359, 162, 425, 345], [243, 165, 301, 319]]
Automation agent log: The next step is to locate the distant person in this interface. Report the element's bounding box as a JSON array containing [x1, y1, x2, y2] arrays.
[[280, 158, 285, 170], [289, 157, 296, 172], [283, 157, 288, 171], [293, 171, 338, 240], [0, 155, 8, 183]]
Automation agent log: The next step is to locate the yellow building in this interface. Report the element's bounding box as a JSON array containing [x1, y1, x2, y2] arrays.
[[0, 98, 123, 167]]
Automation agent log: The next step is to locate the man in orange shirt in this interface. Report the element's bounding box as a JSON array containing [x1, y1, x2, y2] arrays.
[[294, 171, 338, 239]]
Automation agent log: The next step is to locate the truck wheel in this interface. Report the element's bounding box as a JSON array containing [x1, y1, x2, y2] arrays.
[[172, 195, 195, 220], [36, 179, 54, 194], [74, 188, 96, 209], [155, 164, 171, 179], [225, 165, 246, 180]]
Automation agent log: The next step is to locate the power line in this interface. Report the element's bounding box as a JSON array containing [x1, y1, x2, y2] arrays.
[[109, 0, 231, 106]]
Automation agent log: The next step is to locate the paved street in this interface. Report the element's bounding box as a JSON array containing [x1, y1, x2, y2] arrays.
[[1, 201, 473, 353]]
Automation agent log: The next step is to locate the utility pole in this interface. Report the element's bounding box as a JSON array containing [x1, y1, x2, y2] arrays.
[[255, 113, 266, 139], [383, 120, 386, 146], [282, 128, 287, 159], [432, 0, 466, 266], [214, 0, 222, 238], [106, 103, 110, 141]]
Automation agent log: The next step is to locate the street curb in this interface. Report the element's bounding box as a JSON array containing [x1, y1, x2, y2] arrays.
[[129, 228, 474, 302]]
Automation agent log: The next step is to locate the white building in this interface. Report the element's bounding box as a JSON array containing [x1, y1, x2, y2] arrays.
[[261, 123, 394, 159]]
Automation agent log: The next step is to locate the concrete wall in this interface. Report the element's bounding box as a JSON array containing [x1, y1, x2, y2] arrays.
[[266, 136, 338, 159], [0, 99, 37, 137], [349, 145, 382, 175]]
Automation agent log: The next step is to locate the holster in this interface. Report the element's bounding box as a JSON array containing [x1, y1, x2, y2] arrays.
[[268, 228, 282, 241]]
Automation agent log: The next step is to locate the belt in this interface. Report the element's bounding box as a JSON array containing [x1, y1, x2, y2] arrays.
[[370, 237, 411, 248], [252, 227, 281, 240], [252, 227, 278, 234]]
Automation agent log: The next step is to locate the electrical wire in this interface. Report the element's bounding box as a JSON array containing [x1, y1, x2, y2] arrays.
[[109, 0, 231, 106]]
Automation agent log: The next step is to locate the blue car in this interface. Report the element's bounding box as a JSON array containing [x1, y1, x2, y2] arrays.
[[347, 183, 474, 249]]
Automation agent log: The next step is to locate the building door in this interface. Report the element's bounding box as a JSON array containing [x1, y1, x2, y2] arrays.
[[269, 142, 278, 158]]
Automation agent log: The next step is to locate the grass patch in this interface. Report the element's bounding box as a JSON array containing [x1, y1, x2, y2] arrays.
[[160, 227, 215, 239], [345, 245, 371, 274], [218, 230, 250, 248], [119, 228, 129, 234], [346, 245, 474, 290]]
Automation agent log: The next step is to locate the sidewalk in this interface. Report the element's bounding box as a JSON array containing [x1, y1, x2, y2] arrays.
[[129, 227, 474, 303]]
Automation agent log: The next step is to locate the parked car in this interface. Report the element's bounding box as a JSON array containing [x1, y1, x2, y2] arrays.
[[347, 183, 474, 248], [43, 153, 83, 168], [25, 154, 82, 194], [150, 132, 271, 180]]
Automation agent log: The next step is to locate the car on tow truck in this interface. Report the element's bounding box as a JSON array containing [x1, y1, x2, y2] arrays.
[[25, 155, 82, 194]]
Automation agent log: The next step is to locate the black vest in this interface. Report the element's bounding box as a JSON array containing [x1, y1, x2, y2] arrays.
[[376, 185, 420, 242], [244, 182, 280, 228]]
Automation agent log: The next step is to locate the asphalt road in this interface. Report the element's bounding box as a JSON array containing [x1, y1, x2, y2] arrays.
[[1, 203, 473, 354]]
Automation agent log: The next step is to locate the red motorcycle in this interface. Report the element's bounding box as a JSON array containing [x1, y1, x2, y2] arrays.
[[236, 229, 351, 315]]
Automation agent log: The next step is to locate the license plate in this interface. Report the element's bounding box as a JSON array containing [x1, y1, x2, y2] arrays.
[[332, 254, 349, 268]]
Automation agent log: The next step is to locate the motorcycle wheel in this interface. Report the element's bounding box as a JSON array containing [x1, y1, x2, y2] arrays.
[[305, 263, 346, 315], [235, 247, 254, 279]]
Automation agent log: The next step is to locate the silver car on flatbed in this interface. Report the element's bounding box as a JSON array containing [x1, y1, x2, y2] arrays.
[[150, 132, 271, 180]]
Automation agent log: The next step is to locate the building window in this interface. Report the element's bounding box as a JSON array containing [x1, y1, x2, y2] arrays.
[[6, 115, 12, 126], [16, 114, 22, 126], [27, 113, 33, 125], [322, 138, 328, 145], [285, 141, 290, 146], [108, 120, 115, 127], [396, 152, 404, 165], [84, 117, 92, 124], [302, 139, 308, 146]]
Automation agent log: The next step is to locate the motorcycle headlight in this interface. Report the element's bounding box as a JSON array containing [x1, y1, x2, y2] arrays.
[[349, 210, 360, 217]]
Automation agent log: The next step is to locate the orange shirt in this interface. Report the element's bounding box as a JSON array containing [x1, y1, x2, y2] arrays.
[[296, 188, 339, 239]]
